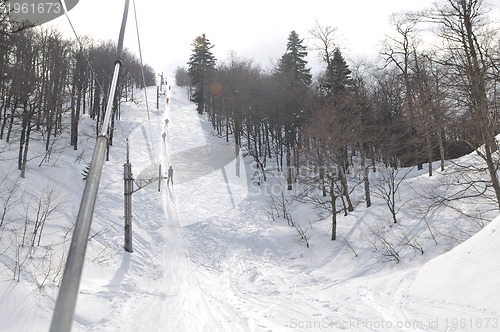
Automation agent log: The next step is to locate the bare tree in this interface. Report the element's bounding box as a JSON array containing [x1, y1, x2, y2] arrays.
[[10, 229, 32, 281], [309, 20, 338, 78], [372, 165, 413, 224], [366, 226, 401, 263], [426, 0, 500, 210], [301, 105, 348, 241], [413, 158, 498, 239], [30, 182, 61, 247], [267, 187, 310, 247], [381, 12, 426, 170], [412, 51, 449, 175], [0, 168, 22, 227]]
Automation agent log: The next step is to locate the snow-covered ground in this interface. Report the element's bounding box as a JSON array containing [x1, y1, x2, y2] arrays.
[[0, 85, 499, 332]]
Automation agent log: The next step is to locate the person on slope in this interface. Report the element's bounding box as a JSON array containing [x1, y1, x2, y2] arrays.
[[167, 166, 174, 185]]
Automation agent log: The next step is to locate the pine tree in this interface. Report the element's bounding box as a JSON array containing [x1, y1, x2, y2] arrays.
[[274, 30, 313, 127], [274, 31, 312, 190], [277, 31, 312, 86], [187, 34, 216, 114], [319, 48, 352, 104]]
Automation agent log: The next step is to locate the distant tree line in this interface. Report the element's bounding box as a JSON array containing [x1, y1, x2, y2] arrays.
[[183, 0, 500, 240], [0, 24, 156, 177]]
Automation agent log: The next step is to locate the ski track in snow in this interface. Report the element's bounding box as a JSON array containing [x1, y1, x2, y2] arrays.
[[84, 87, 252, 332]]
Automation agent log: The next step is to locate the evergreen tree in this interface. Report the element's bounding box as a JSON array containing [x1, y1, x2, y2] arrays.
[[318, 48, 352, 103], [274, 30, 313, 127], [274, 31, 312, 190], [187, 34, 216, 114], [277, 31, 312, 86]]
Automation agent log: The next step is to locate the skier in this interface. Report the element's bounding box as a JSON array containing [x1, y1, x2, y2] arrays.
[[167, 166, 174, 185]]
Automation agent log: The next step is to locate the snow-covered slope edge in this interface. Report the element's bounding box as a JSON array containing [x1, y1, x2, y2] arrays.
[[408, 215, 500, 331]]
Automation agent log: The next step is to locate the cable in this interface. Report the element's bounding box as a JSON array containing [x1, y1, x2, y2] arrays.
[[50, 2, 131, 331], [59, 0, 128, 141], [58, 0, 104, 94], [132, 0, 157, 164]]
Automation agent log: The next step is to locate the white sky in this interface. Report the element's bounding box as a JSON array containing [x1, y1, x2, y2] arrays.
[[48, 0, 437, 77]]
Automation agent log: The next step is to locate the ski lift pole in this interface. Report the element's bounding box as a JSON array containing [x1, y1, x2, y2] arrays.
[[49, 0, 130, 331], [124, 139, 133, 252], [157, 85, 160, 108]]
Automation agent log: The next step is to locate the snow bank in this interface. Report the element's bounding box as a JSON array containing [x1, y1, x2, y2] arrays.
[[410, 214, 500, 315]]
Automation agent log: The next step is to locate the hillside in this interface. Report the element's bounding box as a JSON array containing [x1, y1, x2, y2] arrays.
[[0, 85, 499, 331]]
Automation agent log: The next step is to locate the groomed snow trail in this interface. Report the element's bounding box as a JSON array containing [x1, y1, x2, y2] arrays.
[[158, 87, 251, 331], [123, 86, 250, 331], [69, 86, 250, 332]]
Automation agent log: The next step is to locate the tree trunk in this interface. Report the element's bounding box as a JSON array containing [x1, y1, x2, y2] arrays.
[[18, 104, 28, 171], [438, 126, 445, 172], [483, 143, 500, 210], [360, 142, 371, 207], [338, 163, 354, 212], [70, 76, 76, 143], [20, 114, 32, 178], [426, 132, 433, 177], [329, 176, 337, 241], [0, 95, 11, 140], [286, 139, 292, 190]]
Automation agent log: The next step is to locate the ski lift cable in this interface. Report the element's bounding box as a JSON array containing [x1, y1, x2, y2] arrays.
[[58, 0, 105, 95], [132, 0, 157, 164], [49, 1, 130, 331], [59, 0, 127, 141]]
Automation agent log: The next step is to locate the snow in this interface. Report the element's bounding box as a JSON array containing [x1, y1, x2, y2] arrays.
[[409, 215, 500, 330], [0, 84, 499, 332]]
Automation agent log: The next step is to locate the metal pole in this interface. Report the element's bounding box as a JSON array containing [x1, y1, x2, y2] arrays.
[[158, 164, 162, 192], [124, 139, 133, 252], [49, 1, 130, 331], [158, 72, 163, 91], [124, 170, 133, 252]]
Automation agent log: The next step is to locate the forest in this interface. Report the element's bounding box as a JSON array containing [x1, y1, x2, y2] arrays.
[[0, 8, 156, 178], [182, 0, 500, 240]]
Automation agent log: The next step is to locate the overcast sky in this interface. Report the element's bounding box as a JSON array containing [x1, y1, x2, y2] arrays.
[[49, 0, 437, 79]]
